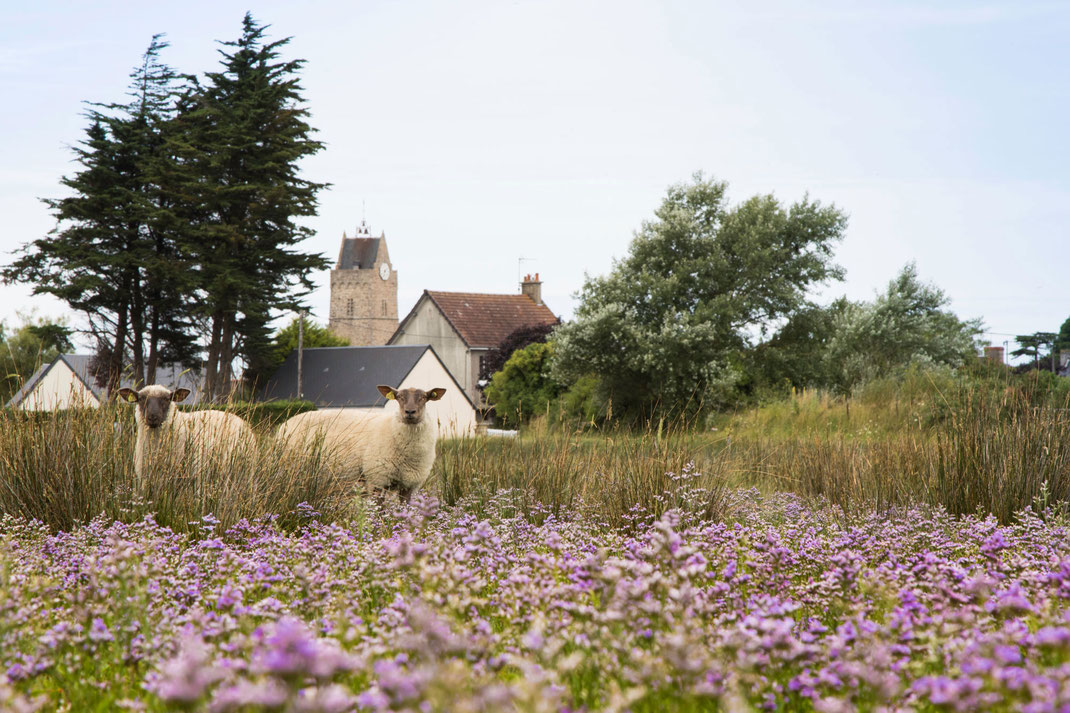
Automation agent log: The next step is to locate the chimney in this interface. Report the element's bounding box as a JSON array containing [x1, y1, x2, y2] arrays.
[[521, 272, 543, 305]]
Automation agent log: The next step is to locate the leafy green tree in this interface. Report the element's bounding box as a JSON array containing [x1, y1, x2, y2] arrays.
[[552, 173, 848, 418], [0, 314, 73, 404], [1057, 317, 1070, 355], [825, 263, 983, 407], [750, 299, 850, 393], [485, 341, 560, 428], [1012, 332, 1057, 371], [245, 316, 349, 389], [479, 322, 557, 388], [172, 13, 329, 399]]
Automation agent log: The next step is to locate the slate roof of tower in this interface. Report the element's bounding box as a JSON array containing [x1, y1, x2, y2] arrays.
[[336, 237, 381, 270]]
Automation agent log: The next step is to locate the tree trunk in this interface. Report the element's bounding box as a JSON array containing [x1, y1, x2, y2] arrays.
[[108, 301, 130, 399], [204, 313, 223, 401], [219, 312, 235, 401], [146, 305, 160, 385], [129, 277, 146, 387]]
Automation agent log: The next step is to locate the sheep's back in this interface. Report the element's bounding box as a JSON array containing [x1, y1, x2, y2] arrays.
[[184, 409, 255, 455], [276, 409, 382, 480]]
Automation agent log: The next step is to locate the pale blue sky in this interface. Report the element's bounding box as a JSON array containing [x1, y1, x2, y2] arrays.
[[2, 1, 1068, 357]]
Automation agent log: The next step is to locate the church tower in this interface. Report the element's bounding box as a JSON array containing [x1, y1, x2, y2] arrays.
[[328, 221, 398, 345]]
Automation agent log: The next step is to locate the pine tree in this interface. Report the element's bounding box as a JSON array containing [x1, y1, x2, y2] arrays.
[[2, 36, 196, 394], [107, 34, 200, 384], [4, 113, 137, 394], [174, 13, 329, 400]]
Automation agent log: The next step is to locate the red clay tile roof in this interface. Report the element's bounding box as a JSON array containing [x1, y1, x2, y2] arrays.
[[425, 291, 558, 348]]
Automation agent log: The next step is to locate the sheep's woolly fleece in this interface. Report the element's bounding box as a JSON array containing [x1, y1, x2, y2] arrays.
[[276, 406, 438, 496], [127, 386, 254, 479]]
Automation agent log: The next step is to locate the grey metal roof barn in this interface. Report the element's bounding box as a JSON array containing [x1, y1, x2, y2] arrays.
[[260, 345, 467, 406], [260, 344, 478, 435]]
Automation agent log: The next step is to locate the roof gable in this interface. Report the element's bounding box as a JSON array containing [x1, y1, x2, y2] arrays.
[[59, 355, 204, 403], [422, 291, 558, 348], [5, 361, 56, 408], [398, 345, 476, 411]]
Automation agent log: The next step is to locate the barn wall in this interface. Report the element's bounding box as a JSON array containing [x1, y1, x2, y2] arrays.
[[390, 296, 470, 393], [400, 351, 476, 437], [19, 362, 100, 411]]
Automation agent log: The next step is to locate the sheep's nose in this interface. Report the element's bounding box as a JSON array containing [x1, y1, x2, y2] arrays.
[[405, 409, 416, 416]]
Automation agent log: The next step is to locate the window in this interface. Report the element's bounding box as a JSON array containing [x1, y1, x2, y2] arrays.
[[346, 298, 354, 316], [381, 300, 387, 316]]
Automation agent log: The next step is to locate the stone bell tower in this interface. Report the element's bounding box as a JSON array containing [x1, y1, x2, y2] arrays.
[[328, 220, 398, 345]]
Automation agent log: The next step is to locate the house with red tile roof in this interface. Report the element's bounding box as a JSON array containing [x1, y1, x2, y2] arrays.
[[388, 274, 558, 408]]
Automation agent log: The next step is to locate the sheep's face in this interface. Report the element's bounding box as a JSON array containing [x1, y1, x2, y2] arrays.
[[377, 385, 446, 425], [118, 385, 191, 429]]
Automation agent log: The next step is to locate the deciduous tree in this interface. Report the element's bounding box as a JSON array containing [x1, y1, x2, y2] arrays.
[[825, 263, 983, 407], [552, 173, 848, 417]]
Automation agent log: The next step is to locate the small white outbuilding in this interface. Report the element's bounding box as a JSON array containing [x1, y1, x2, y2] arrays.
[[260, 344, 477, 437], [5, 354, 204, 411]]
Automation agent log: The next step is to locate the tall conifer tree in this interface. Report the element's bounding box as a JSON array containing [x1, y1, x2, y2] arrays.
[[174, 14, 328, 399], [3, 36, 196, 393]]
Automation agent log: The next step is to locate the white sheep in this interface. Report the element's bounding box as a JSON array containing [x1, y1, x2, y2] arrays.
[[118, 385, 255, 482], [276, 385, 446, 503]]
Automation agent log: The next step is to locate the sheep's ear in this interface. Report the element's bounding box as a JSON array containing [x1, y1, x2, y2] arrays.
[[426, 388, 446, 401], [171, 388, 191, 403], [118, 388, 138, 403], [377, 385, 397, 400]]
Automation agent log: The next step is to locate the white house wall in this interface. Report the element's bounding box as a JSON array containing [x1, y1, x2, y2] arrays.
[[399, 350, 477, 437], [390, 297, 471, 393], [18, 362, 100, 411]]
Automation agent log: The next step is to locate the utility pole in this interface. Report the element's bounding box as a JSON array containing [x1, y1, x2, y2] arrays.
[[297, 310, 305, 400]]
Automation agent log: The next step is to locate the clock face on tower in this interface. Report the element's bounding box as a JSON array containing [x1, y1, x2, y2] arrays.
[[378, 263, 390, 280]]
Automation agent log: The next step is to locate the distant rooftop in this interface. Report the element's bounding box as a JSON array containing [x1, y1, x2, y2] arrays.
[[336, 220, 383, 270], [261, 345, 430, 408], [423, 291, 558, 348]]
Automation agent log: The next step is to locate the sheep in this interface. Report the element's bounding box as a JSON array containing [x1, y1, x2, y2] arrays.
[[276, 385, 446, 503], [118, 385, 255, 483]]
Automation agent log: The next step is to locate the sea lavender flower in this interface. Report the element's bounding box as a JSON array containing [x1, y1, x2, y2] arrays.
[[150, 634, 225, 704], [253, 617, 357, 680], [208, 678, 288, 712], [88, 618, 113, 643]]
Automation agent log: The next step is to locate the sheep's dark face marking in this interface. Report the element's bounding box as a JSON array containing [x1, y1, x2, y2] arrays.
[[377, 385, 446, 425], [118, 386, 191, 430]]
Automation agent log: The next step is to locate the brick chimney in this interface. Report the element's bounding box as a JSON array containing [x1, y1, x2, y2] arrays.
[[983, 345, 1004, 363], [521, 272, 543, 305]]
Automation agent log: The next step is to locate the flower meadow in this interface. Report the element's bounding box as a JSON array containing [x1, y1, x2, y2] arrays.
[[5, 484, 1070, 712]]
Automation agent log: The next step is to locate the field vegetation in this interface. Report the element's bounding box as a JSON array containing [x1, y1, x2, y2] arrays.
[[3, 364, 1070, 710]]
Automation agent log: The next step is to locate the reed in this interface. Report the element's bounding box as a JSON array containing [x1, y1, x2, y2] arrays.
[[0, 405, 355, 532]]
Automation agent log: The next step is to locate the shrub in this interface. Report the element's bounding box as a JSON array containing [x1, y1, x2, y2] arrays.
[[484, 342, 560, 429], [189, 399, 316, 428]]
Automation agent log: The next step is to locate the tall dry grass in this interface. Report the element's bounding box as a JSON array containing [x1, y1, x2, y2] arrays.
[[0, 406, 355, 532], [5, 367, 1070, 531], [434, 420, 738, 525], [713, 372, 1070, 522]]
